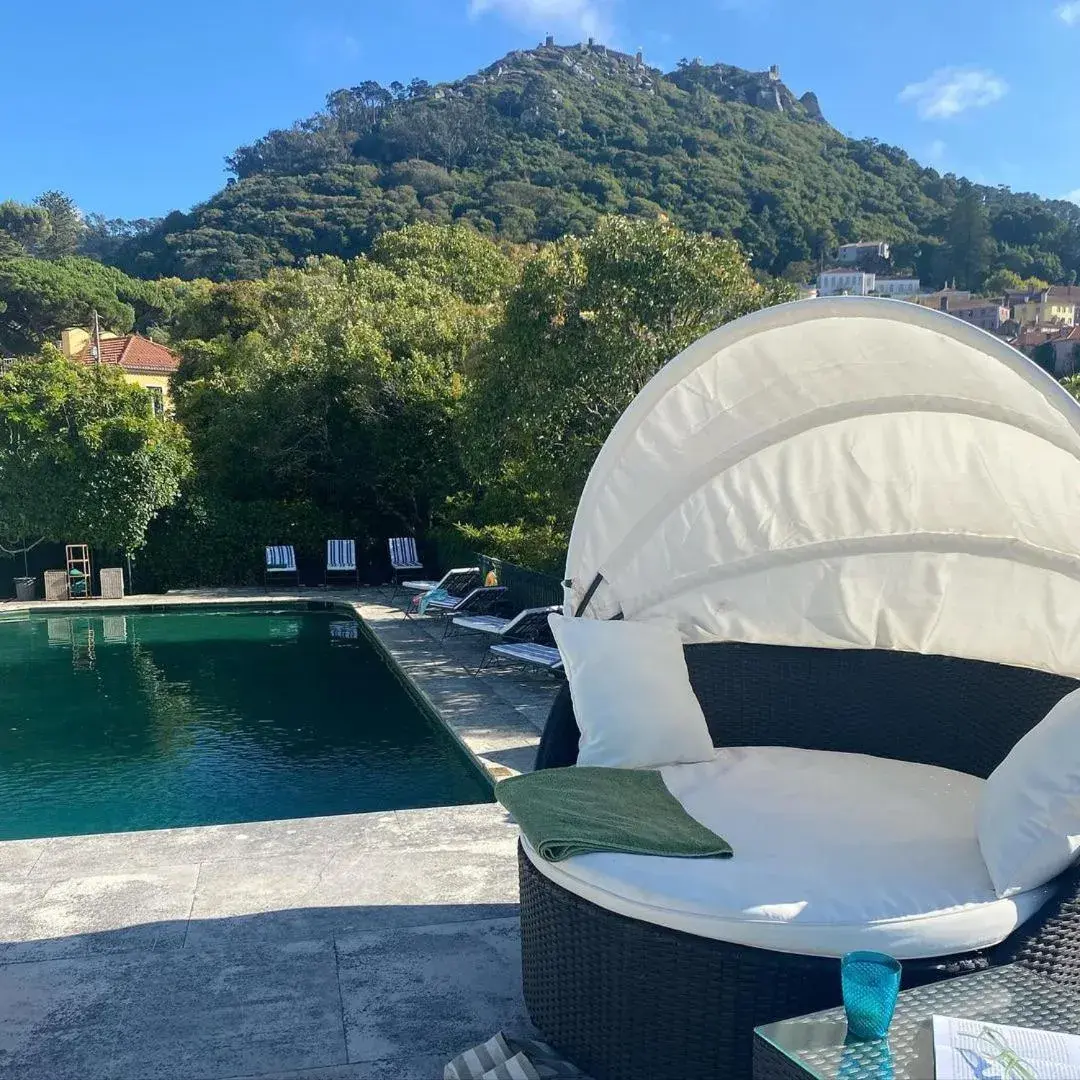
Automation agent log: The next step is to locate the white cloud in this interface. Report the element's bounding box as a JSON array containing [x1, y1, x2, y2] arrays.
[[1057, 2, 1080, 25], [1066, 189, 1080, 206], [898, 67, 1008, 120], [468, 0, 612, 38], [927, 139, 947, 165]]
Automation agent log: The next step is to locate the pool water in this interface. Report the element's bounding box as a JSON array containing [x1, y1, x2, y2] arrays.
[[0, 608, 492, 840]]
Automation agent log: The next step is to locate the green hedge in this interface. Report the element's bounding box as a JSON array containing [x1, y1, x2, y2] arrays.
[[432, 521, 567, 576], [136, 493, 357, 592]]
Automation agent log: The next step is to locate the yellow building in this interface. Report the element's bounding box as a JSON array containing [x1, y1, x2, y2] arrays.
[[60, 328, 179, 415], [1012, 293, 1076, 329]]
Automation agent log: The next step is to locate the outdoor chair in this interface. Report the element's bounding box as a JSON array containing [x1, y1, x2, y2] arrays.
[[401, 567, 481, 615], [264, 545, 298, 588], [325, 539, 359, 589], [519, 298, 1080, 1080], [482, 641, 563, 675], [419, 586, 509, 638], [450, 604, 558, 642], [387, 537, 425, 600]]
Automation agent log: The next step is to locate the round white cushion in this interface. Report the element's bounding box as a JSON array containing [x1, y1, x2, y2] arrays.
[[522, 746, 1054, 960]]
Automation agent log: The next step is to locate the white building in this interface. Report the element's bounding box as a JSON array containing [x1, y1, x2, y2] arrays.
[[838, 241, 890, 265], [873, 278, 921, 299], [818, 269, 876, 297]]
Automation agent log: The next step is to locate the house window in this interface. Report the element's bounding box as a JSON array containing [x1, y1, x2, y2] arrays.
[[148, 386, 164, 418]]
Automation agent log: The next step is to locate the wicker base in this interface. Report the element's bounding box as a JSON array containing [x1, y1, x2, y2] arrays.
[[519, 845, 989, 1080]]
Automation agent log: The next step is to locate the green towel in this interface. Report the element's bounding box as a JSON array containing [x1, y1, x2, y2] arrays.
[[496, 766, 733, 862]]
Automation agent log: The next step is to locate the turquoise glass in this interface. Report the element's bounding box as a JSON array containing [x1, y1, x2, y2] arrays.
[[841, 951, 902, 1040]]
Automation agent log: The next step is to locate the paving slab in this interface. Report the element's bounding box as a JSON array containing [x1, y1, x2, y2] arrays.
[[31, 811, 402, 880], [0, 940, 345, 1080], [337, 917, 529, 1065], [0, 839, 51, 883]]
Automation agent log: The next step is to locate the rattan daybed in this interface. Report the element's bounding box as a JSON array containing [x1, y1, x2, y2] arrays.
[[518, 297, 1080, 1079]]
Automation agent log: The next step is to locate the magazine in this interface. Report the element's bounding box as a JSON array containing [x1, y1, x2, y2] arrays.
[[933, 1014, 1080, 1079]]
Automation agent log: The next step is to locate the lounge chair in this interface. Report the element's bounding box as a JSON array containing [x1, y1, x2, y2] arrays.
[[388, 536, 424, 592], [400, 567, 481, 614], [520, 297, 1080, 1080], [481, 641, 564, 675], [451, 604, 561, 635], [421, 586, 509, 638], [264, 545, 298, 588], [325, 539, 359, 589], [450, 605, 559, 642]]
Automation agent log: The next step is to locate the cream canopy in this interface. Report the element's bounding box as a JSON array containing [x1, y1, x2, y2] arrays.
[[564, 296, 1080, 678]]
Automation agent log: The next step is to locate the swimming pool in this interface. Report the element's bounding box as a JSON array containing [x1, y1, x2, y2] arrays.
[[0, 607, 492, 840]]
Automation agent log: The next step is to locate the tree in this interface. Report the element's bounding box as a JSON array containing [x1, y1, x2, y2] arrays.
[[1032, 341, 1058, 375], [170, 246, 503, 536], [947, 185, 992, 290], [34, 191, 85, 258], [369, 222, 517, 304], [0, 350, 190, 554], [0, 200, 51, 257], [462, 217, 796, 534], [0, 256, 178, 356]]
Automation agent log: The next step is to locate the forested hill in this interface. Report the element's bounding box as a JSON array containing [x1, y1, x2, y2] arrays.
[[108, 41, 1080, 285]]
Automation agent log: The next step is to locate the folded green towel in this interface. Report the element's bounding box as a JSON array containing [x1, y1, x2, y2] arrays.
[[496, 766, 733, 862]]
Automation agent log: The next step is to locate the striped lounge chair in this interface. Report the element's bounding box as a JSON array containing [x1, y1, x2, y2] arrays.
[[325, 539, 359, 588], [450, 605, 559, 643], [481, 641, 564, 676], [400, 567, 481, 614], [418, 586, 509, 637], [264, 545, 298, 588], [387, 537, 424, 600]]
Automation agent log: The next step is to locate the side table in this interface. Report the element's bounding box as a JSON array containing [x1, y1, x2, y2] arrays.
[[753, 964, 1080, 1079]]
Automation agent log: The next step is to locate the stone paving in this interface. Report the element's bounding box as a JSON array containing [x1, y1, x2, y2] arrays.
[[0, 590, 561, 1079]]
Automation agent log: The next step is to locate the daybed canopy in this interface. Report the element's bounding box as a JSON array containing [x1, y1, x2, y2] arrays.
[[565, 296, 1080, 678]]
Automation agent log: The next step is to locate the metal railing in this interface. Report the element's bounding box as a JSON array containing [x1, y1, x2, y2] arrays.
[[430, 536, 564, 614]]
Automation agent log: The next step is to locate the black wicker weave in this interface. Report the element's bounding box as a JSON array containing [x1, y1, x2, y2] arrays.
[[522, 641, 1080, 1080]]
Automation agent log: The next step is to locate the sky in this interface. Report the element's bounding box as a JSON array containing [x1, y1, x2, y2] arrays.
[[2, 0, 1078, 220]]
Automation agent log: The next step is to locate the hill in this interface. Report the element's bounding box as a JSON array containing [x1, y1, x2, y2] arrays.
[[107, 41, 1080, 285]]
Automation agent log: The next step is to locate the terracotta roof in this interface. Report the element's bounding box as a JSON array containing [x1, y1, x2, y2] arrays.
[[73, 334, 179, 374], [1011, 327, 1068, 348], [1048, 286, 1080, 304]]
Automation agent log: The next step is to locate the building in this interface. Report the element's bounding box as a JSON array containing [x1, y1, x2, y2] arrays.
[[1049, 286, 1080, 323], [818, 268, 876, 296], [947, 301, 1011, 334], [60, 328, 179, 415], [1012, 291, 1076, 329], [872, 277, 921, 299], [837, 241, 890, 265], [910, 289, 974, 312], [1046, 325, 1080, 376]]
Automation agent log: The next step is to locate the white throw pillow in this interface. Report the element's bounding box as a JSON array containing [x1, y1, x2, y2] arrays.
[[548, 614, 716, 769], [978, 687, 1080, 898]]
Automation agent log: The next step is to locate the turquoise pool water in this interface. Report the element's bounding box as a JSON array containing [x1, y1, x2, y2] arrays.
[[0, 607, 492, 840]]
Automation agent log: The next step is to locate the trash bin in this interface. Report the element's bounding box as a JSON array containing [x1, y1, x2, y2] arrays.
[[14, 576, 36, 602]]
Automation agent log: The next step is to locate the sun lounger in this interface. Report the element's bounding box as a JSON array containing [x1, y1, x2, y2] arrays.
[[481, 641, 564, 674], [264, 545, 298, 588], [325, 539, 359, 588]]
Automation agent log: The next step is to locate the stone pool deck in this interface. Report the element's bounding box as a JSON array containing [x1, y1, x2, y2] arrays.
[[0, 590, 561, 1079]]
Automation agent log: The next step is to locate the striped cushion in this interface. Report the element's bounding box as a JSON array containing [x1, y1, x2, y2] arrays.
[[327, 539, 356, 570], [490, 642, 562, 668], [388, 536, 423, 570], [265, 545, 297, 571]]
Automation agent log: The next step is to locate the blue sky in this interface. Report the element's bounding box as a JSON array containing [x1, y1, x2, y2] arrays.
[[2, 0, 1078, 220]]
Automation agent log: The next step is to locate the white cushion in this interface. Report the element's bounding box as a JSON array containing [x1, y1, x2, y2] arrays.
[[522, 746, 1053, 959], [547, 614, 715, 769], [978, 688, 1080, 898]]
